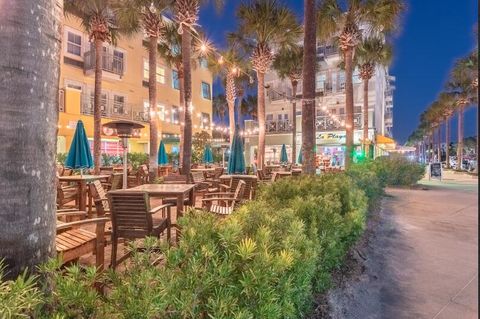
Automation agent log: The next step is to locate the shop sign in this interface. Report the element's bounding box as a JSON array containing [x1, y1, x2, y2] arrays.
[[316, 131, 365, 145]]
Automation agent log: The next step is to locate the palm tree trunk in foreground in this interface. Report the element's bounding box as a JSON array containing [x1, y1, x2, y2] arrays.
[[228, 98, 235, 143], [148, 36, 159, 182], [301, 0, 317, 175], [344, 48, 354, 169], [93, 39, 103, 174], [0, 0, 61, 278], [457, 105, 464, 169], [178, 70, 185, 167], [257, 72, 266, 170], [291, 82, 297, 164], [181, 30, 192, 180], [363, 78, 369, 153]]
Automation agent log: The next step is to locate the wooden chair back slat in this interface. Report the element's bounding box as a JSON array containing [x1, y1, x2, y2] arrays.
[[164, 174, 188, 184], [110, 173, 123, 190]]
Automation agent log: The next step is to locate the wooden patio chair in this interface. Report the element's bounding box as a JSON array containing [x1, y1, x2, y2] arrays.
[[56, 211, 108, 269], [256, 169, 271, 183], [103, 172, 122, 191], [201, 180, 246, 216], [218, 176, 257, 200], [56, 180, 79, 209], [107, 191, 173, 268], [163, 174, 188, 184], [291, 169, 302, 177]]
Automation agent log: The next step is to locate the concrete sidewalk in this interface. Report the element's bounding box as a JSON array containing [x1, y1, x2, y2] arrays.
[[328, 173, 478, 318]]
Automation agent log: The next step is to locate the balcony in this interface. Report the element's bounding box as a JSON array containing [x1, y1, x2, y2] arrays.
[[315, 113, 362, 131], [245, 119, 293, 135], [84, 51, 124, 76], [81, 94, 149, 122]]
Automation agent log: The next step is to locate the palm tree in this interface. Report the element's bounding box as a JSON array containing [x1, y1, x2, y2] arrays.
[[208, 47, 247, 142], [272, 46, 303, 164], [157, 19, 199, 166], [355, 37, 392, 152], [301, 0, 317, 174], [437, 92, 455, 168], [0, 0, 61, 277], [213, 94, 228, 126], [116, 0, 170, 181], [65, 0, 121, 174], [317, 0, 404, 169], [448, 57, 475, 169], [240, 94, 258, 121], [233, 0, 301, 169], [174, 0, 224, 178]]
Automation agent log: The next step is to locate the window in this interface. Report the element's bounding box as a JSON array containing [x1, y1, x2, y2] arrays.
[[353, 68, 362, 84], [89, 91, 107, 113], [284, 113, 289, 120], [200, 112, 210, 129], [199, 58, 208, 68], [113, 95, 125, 114], [266, 114, 273, 121], [143, 60, 165, 84], [277, 114, 282, 121], [316, 73, 326, 91], [354, 106, 362, 113], [201, 82, 211, 99], [330, 108, 336, 114], [339, 108, 345, 115], [172, 70, 180, 90], [171, 106, 180, 124], [338, 71, 345, 90], [144, 101, 165, 121], [113, 50, 124, 74], [67, 31, 82, 56]]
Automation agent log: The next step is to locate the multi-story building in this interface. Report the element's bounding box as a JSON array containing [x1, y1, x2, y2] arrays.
[[57, 15, 213, 156], [244, 42, 395, 166]]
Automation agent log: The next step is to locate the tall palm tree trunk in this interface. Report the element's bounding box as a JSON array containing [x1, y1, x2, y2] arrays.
[[93, 39, 103, 174], [445, 117, 450, 168], [344, 48, 354, 169], [228, 98, 235, 142], [362, 77, 369, 153], [178, 70, 185, 167], [148, 36, 159, 181], [301, 0, 316, 175], [457, 105, 464, 169], [437, 125, 442, 162], [181, 30, 193, 179], [0, 0, 61, 278], [257, 72, 266, 169], [291, 82, 297, 164]]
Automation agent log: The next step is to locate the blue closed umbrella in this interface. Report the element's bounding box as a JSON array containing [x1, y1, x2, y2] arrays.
[[158, 140, 168, 165], [203, 145, 214, 164], [65, 120, 93, 173], [280, 144, 288, 163], [227, 128, 245, 174]]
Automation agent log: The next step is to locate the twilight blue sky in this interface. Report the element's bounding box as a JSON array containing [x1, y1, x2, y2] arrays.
[[199, 0, 478, 143]]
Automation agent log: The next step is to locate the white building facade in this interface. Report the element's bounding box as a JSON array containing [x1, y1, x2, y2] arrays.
[[243, 43, 395, 166]]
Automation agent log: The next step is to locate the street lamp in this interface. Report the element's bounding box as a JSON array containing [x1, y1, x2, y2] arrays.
[[103, 120, 145, 189]]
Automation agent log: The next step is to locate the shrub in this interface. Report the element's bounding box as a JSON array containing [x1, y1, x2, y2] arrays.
[[56, 153, 67, 165], [101, 154, 122, 167], [127, 152, 149, 170], [371, 155, 425, 186], [1, 172, 378, 318]]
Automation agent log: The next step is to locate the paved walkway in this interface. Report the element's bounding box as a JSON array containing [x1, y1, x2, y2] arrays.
[[329, 171, 478, 318]]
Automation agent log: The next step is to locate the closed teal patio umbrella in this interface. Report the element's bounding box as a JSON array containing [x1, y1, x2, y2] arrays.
[[203, 145, 213, 164], [280, 144, 288, 163], [158, 140, 168, 165], [227, 128, 245, 174], [65, 120, 93, 174], [297, 147, 302, 164]]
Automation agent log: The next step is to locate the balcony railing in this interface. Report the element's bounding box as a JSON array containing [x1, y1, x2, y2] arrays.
[[81, 94, 149, 122], [84, 51, 124, 76], [245, 119, 292, 134], [315, 113, 363, 131]]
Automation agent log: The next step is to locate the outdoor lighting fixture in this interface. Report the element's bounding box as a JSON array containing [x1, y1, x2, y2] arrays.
[[218, 56, 224, 64], [200, 43, 207, 52], [103, 120, 144, 189]]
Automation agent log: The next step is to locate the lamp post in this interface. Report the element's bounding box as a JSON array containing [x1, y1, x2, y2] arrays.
[[103, 120, 145, 189]]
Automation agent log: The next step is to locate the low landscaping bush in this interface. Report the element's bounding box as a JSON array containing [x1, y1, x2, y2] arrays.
[[371, 155, 425, 187], [2, 172, 380, 318]]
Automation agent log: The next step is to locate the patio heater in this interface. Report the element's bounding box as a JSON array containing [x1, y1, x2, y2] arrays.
[[103, 120, 144, 189]]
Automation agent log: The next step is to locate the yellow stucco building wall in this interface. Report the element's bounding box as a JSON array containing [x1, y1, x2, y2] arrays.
[[58, 15, 213, 156]]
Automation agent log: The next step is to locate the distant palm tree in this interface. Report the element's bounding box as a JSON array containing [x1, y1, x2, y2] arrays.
[[448, 57, 475, 169], [317, 0, 404, 169], [272, 46, 303, 164], [355, 37, 392, 152], [116, 0, 170, 181], [65, 0, 122, 174], [240, 94, 258, 123], [437, 92, 456, 167], [174, 0, 224, 178], [157, 19, 199, 166], [233, 0, 301, 169], [0, 0, 62, 277], [213, 94, 228, 127]]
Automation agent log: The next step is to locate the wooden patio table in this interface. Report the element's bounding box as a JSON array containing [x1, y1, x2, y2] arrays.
[[58, 175, 110, 212], [128, 184, 195, 218], [191, 167, 216, 173]]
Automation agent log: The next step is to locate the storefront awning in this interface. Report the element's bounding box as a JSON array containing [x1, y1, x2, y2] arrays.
[[376, 134, 395, 145]]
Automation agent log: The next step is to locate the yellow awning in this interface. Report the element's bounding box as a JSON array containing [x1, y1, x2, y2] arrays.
[[376, 134, 395, 145]]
